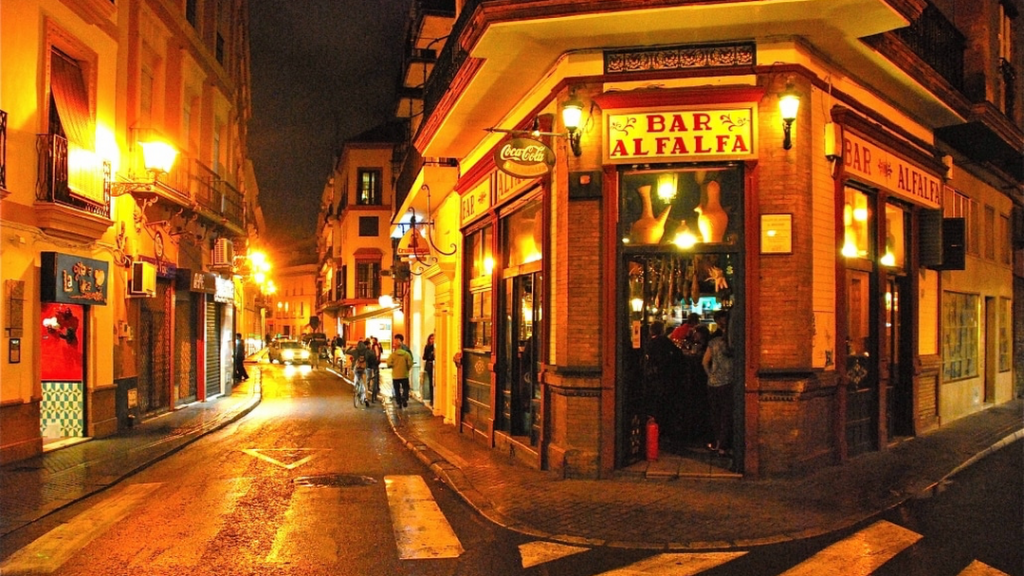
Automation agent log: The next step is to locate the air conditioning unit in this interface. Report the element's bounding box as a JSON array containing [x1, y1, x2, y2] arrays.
[[212, 238, 234, 267], [130, 261, 157, 297]]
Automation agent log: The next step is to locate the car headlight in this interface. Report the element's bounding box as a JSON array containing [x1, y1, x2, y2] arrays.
[[283, 350, 294, 360], [299, 350, 310, 359]]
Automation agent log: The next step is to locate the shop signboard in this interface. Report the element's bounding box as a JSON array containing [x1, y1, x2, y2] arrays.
[[604, 105, 757, 164], [841, 130, 941, 209], [40, 252, 109, 305], [177, 269, 217, 294], [460, 178, 491, 226], [494, 137, 554, 179]]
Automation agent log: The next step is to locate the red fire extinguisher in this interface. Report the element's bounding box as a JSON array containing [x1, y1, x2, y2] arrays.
[[646, 416, 659, 461]]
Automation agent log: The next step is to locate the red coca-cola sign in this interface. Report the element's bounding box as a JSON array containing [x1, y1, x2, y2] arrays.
[[494, 137, 555, 178]]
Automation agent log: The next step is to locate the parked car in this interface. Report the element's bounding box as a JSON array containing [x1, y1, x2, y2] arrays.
[[268, 340, 310, 364]]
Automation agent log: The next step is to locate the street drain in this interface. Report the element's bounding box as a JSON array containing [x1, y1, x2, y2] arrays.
[[294, 474, 376, 488]]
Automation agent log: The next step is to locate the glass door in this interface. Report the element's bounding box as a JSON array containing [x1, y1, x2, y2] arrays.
[[499, 272, 542, 445]]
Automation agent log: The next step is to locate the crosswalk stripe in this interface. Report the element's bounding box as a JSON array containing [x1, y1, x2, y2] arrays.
[[957, 559, 1011, 576], [519, 541, 588, 568], [0, 482, 162, 575], [384, 475, 464, 560], [778, 520, 922, 576], [596, 552, 746, 575]]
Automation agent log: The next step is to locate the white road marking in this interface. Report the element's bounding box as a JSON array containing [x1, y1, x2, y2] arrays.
[[596, 552, 746, 575], [778, 520, 922, 576], [241, 448, 321, 469], [519, 541, 588, 568], [0, 483, 162, 575], [384, 475, 464, 560], [958, 559, 1011, 576]]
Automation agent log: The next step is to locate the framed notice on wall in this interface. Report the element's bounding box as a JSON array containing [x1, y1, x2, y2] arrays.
[[761, 214, 793, 254]]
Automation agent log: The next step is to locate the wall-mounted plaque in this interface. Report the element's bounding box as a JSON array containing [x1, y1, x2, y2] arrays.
[[761, 214, 793, 254]]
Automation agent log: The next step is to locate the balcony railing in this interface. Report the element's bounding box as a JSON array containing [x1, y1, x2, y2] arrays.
[[1, 109, 7, 190], [890, 3, 965, 91], [422, 0, 481, 128], [36, 134, 111, 219], [192, 160, 244, 231]]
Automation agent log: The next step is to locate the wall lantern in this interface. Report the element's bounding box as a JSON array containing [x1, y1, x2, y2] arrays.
[[561, 92, 584, 157], [485, 90, 588, 157], [778, 81, 800, 150], [110, 138, 179, 196]]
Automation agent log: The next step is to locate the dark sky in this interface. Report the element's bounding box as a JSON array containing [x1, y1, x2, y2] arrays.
[[248, 0, 412, 246]]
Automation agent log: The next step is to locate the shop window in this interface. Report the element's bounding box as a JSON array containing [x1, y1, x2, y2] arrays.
[[942, 291, 979, 381], [465, 225, 493, 351], [502, 198, 542, 268], [843, 187, 872, 260], [356, 168, 382, 205], [468, 225, 493, 282], [619, 167, 742, 248], [882, 203, 906, 269], [999, 297, 1011, 372], [467, 288, 492, 350]]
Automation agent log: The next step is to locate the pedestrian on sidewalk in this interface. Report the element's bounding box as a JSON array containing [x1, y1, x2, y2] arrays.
[[234, 333, 249, 381], [422, 334, 435, 403], [389, 334, 414, 408], [366, 338, 381, 403]]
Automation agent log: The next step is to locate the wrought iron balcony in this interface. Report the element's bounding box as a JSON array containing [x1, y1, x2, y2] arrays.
[[36, 133, 110, 219], [191, 160, 244, 232], [865, 1, 965, 92]]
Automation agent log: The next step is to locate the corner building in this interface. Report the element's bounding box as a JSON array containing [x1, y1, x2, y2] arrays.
[[398, 0, 1022, 477]]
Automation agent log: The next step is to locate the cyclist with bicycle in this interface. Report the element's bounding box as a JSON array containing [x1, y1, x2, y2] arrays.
[[347, 339, 373, 406]]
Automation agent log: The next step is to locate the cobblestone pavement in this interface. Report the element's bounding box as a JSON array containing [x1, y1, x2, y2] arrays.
[[4, 356, 1020, 550]]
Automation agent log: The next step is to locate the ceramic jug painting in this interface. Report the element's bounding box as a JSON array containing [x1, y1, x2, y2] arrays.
[[630, 185, 671, 244], [696, 180, 728, 243]]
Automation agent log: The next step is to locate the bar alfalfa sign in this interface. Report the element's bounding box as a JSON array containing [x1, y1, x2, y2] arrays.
[[494, 137, 555, 178], [604, 105, 757, 164]]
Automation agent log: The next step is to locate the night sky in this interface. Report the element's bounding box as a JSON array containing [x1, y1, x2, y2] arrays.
[[248, 0, 412, 247]]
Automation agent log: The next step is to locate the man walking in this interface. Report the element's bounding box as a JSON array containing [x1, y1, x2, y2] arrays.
[[388, 334, 414, 408], [233, 333, 249, 381]]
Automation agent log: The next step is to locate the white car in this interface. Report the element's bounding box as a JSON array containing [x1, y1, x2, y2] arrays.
[[269, 340, 310, 364]]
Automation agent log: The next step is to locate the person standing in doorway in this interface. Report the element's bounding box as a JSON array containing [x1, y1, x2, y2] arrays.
[[234, 333, 249, 381], [388, 334, 414, 408], [702, 310, 734, 455], [422, 334, 435, 404]]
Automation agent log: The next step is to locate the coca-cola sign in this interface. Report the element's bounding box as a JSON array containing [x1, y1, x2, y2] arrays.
[[494, 138, 555, 178]]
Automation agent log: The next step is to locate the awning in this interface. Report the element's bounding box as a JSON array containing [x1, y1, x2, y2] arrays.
[[343, 305, 400, 324]]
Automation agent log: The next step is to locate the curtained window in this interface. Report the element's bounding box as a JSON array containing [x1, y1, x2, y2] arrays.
[[50, 49, 103, 204]]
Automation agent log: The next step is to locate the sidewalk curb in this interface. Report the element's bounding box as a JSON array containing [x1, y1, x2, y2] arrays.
[[386, 407, 1024, 551]]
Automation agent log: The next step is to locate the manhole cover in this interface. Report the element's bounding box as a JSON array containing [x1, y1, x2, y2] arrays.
[[293, 474, 376, 488]]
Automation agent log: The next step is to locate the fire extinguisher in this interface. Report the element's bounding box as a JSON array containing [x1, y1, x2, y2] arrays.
[[646, 416, 659, 461]]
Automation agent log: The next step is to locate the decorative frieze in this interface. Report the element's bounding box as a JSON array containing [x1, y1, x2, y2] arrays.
[[605, 42, 756, 74]]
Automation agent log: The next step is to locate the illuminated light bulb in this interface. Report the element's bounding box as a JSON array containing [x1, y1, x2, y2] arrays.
[[854, 207, 868, 222], [673, 229, 698, 249], [483, 256, 494, 275], [842, 240, 858, 258], [880, 251, 895, 267], [630, 298, 643, 313]]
